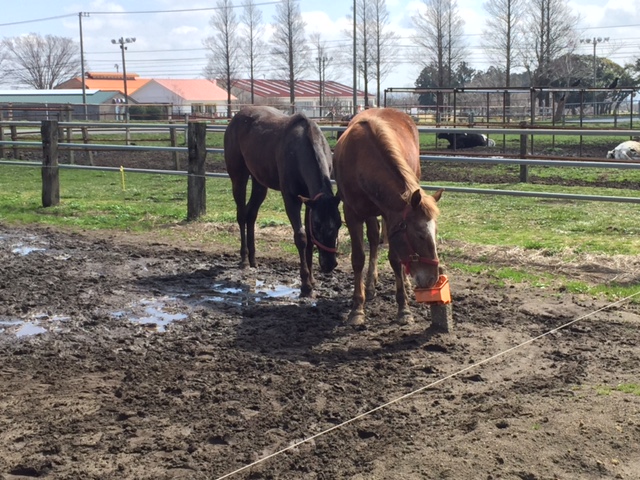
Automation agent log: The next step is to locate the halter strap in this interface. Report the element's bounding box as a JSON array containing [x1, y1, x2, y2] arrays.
[[307, 193, 338, 254], [389, 204, 439, 275]]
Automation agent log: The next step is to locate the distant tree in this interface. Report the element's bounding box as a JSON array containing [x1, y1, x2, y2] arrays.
[[0, 49, 9, 85], [271, 0, 310, 113], [2, 34, 80, 89], [412, 0, 467, 117], [355, 0, 373, 107], [369, 0, 397, 107], [630, 58, 640, 86], [240, 0, 266, 104], [481, 0, 525, 88], [415, 62, 440, 106], [522, 0, 579, 107], [203, 0, 241, 117]]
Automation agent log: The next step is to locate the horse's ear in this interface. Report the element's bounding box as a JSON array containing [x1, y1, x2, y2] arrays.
[[432, 188, 444, 202], [410, 189, 422, 209]]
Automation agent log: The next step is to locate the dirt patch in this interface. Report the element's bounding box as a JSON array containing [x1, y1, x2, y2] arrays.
[[1, 223, 639, 480]]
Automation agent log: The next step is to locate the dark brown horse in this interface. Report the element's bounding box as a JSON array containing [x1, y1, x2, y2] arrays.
[[224, 106, 341, 297], [334, 108, 443, 325]]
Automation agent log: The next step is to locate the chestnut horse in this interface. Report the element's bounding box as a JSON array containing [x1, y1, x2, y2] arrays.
[[334, 108, 443, 325], [224, 106, 341, 297]]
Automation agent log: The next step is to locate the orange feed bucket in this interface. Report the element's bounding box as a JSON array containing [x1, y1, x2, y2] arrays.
[[415, 275, 451, 304]]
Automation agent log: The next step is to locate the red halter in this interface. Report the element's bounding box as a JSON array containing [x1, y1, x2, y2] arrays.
[[307, 193, 338, 254], [390, 204, 439, 275]]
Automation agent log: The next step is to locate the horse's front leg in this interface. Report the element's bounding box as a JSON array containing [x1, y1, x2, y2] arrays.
[[304, 206, 315, 288], [389, 253, 413, 325], [364, 216, 380, 301], [284, 196, 313, 297], [345, 211, 366, 326]]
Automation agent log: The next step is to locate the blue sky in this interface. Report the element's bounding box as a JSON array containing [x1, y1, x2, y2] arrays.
[[2, 0, 639, 90]]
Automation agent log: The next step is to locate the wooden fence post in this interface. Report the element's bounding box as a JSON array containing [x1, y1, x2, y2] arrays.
[[187, 121, 207, 221], [81, 127, 94, 166], [519, 121, 529, 183], [170, 122, 180, 170], [41, 120, 60, 207], [0, 124, 5, 159], [10, 125, 18, 159]]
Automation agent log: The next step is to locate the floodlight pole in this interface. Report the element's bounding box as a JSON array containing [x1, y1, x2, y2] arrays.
[[78, 12, 89, 120]]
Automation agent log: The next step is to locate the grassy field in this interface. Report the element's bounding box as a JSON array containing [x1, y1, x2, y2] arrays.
[[2, 127, 640, 302]]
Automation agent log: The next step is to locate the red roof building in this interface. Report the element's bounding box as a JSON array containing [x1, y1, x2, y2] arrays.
[[231, 79, 367, 117], [55, 72, 151, 95]]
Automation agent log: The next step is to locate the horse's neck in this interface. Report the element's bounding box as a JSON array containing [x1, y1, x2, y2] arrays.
[[301, 165, 333, 198], [369, 180, 413, 223]]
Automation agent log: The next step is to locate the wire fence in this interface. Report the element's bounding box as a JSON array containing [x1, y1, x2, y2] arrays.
[[1, 119, 640, 205]]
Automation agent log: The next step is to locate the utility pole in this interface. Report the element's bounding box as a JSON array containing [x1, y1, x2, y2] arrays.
[[78, 12, 89, 120], [580, 37, 609, 115]]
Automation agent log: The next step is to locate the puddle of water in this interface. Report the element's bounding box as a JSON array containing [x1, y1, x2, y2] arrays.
[[0, 313, 70, 338], [11, 245, 46, 256], [114, 297, 188, 332], [255, 280, 300, 299], [212, 284, 245, 295], [16, 323, 47, 337]]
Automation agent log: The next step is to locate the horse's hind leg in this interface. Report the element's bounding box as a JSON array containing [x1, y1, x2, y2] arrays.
[[245, 179, 268, 268], [389, 254, 414, 325], [364, 216, 380, 301], [230, 170, 251, 268]]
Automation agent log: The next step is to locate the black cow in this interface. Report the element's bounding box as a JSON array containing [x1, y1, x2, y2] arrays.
[[437, 132, 496, 149]]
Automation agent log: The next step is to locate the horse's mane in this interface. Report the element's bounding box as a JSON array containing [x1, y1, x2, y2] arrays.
[[355, 116, 439, 218]]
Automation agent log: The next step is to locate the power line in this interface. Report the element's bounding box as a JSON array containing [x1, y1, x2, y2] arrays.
[[0, 13, 76, 28]]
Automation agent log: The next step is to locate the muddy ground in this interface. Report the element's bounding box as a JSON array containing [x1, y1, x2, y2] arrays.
[[2, 141, 640, 479], [1, 220, 640, 480]]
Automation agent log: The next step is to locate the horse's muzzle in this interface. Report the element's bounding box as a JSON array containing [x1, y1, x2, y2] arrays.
[[319, 253, 338, 273]]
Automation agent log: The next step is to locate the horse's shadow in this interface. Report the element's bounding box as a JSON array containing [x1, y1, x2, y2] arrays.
[[135, 265, 444, 365]]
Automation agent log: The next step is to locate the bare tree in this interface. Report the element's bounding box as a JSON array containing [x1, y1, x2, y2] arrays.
[[203, 0, 241, 117], [0, 49, 9, 85], [271, 0, 310, 112], [355, 0, 373, 107], [2, 34, 80, 89], [240, 0, 266, 105], [482, 0, 525, 89], [369, 0, 397, 107], [412, 0, 466, 117], [522, 0, 579, 106]]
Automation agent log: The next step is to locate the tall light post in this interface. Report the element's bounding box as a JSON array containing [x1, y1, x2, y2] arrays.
[[316, 55, 331, 118], [111, 37, 136, 109], [580, 37, 609, 114], [78, 12, 89, 120]]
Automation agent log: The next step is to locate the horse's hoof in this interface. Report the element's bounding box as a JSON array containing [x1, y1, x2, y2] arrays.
[[365, 288, 376, 301], [396, 311, 414, 325], [347, 311, 366, 326], [300, 285, 313, 298]]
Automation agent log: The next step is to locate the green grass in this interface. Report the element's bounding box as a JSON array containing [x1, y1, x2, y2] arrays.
[[436, 186, 640, 255], [1, 164, 639, 302], [596, 384, 640, 396]]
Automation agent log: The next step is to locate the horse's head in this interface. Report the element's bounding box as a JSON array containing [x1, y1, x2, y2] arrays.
[[387, 188, 443, 289], [300, 193, 342, 273]]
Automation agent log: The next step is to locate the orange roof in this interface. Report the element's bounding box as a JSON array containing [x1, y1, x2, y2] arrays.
[[149, 79, 232, 102], [55, 72, 151, 94]]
